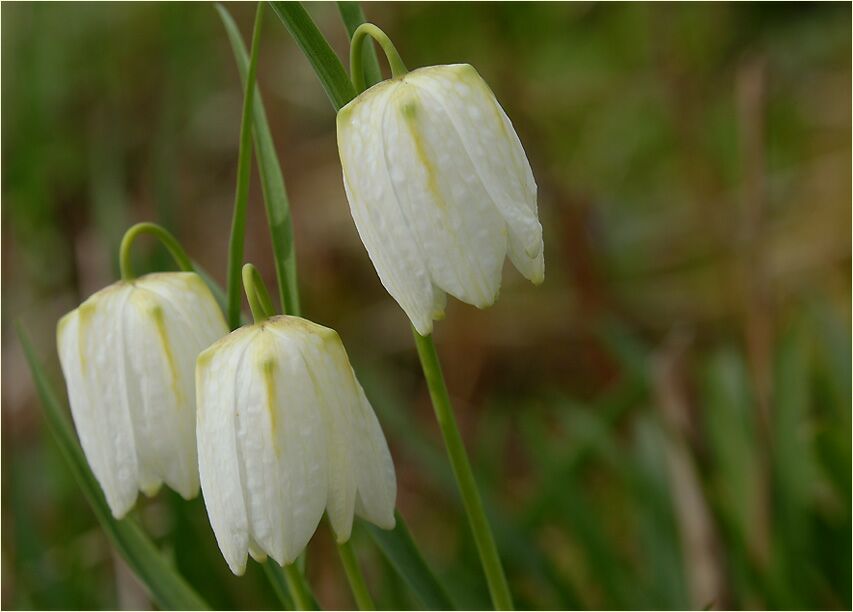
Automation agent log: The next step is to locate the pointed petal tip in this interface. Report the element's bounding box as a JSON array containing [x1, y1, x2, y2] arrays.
[[177, 483, 200, 502], [227, 556, 248, 577], [141, 481, 163, 498], [108, 496, 136, 520], [375, 512, 396, 531], [412, 318, 434, 337]]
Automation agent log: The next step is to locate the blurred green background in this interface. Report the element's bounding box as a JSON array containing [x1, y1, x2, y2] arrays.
[[2, 2, 850, 609]]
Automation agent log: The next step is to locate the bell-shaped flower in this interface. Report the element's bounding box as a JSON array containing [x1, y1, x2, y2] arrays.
[[196, 315, 396, 575], [57, 272, 228, 518], [337, 61, 544, 336]]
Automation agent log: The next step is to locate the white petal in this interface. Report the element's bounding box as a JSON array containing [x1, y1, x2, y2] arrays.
[[351, 380, 396, 530], [58, 284, 140, 518], [231, 325, 327, 566], [338, 86, 439, 335], [287, 320, 358, 541], [122, 274, 226, 500], [196, 328, 255, 575], [76, 283, 141, 518], [266, 321, 330, 562], [384, 79, 506, 308], [231, 330, 285, 565], [408, 65, 544, 284]]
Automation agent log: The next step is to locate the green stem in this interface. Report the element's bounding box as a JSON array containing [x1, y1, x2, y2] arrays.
[[283, 562, 316, 610], [412, 329, 514, 610], [337, 540, 376, 610], [262, 559, 295, 609], [225, 0, 264, 330], [242, 263, 275, 323], [119, 222, 193, 281], [336, 2, 382, 88], [349, 23, 407, 94]]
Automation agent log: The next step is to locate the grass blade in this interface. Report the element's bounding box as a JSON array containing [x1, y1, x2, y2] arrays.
[[364, 512, 455, 610], [225, 1, 264, 329], [217, 3, 301, 317], [336, 2, 382, 88], [267, 1, 355, 111], [16, 323, 210, 611]]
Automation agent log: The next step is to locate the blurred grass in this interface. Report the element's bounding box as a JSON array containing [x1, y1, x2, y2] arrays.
[[2, 2, 850, 610]]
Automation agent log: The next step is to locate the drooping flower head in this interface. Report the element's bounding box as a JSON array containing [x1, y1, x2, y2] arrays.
[[57, 272, 228, 518], [337, 29, 544, 336], [196, 314, 396, 575]]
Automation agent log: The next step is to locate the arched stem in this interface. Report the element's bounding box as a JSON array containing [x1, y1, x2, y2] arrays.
[[349, 23, 407, 94], [242, 263, 275, 323], [119, 222, 193, 281]]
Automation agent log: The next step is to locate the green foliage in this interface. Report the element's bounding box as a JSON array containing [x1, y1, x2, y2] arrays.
[[16, 325, 209, 611]]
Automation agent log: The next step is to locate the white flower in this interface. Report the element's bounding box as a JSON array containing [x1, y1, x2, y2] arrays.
[[56, 272, 228, 518], [336, 63, 544, 336], [196, 315, 396, 575]]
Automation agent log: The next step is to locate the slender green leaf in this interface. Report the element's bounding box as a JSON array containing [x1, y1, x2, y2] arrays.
[[16, 324, 210, 611], [267, 1, 355, 111], [225, 1, 264, 329], [217, 3, 301, 317], [364, 512, 455, 610], [336, 2, 382, 88]]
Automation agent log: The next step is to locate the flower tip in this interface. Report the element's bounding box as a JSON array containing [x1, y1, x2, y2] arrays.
[[109, 499, 135, 521], [378, 513, 396, 531], [227, 559, 248, 577], [412, 319, 434, 337], [177, 484, 200, 502], [141, 482, 163, 498]]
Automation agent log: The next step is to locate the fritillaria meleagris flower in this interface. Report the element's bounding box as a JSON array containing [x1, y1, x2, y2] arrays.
[[57, 272, 228, 518], [337, 63, 544, 335], [196, 315, 396, 575]]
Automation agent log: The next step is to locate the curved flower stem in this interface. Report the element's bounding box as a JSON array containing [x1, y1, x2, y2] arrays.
[[412, 329, 514, 611], [336, 539, 376, 610], [225, 0, 264, 330], [119, 222, 193, 281], [283, 562, 316, 610], [349, 23, 407, 94], [337, 3, 382, 88], [242, 263, 275, 323]]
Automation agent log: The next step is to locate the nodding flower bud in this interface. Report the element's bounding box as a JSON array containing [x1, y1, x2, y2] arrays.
[[196, 315, 396, 575], [56, 272, 228, 518], [337, 63, 544, 335]]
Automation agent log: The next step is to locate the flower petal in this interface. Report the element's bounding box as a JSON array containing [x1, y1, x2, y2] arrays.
[[384, 80, 506, 308], [338, 86, 439, 335], [288, 321, 358, 541], [266, 325, 329, 563], [58, 285, 142, 518], [351, 380, 396, 530], [233, 325, 328, 566], [121, 275, 224, 500], [197, 328, 254, 575], [408, 65, 544, 284]]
